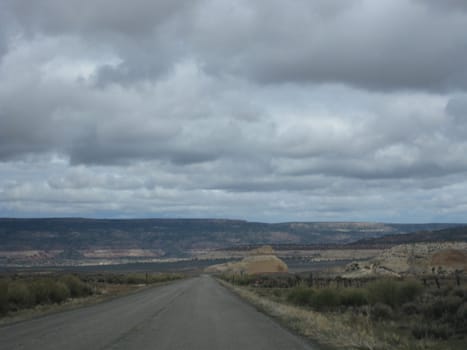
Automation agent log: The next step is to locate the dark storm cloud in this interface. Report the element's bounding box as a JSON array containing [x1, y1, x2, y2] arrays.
[[191, 0, 467, 91], [5, 0, 193, 36], [0, 32, 6, 61], [2, 0, 467, 90], [417, 0, 467, 12], [3, 0, 196, 85], [67, 136, 220, 166], [0, 2, 11, 60]]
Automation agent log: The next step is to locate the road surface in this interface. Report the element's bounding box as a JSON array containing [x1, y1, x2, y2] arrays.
[[0, 276, 317, 350]]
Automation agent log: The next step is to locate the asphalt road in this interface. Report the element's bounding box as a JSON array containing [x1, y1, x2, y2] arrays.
[[0, 275, 317, 350]]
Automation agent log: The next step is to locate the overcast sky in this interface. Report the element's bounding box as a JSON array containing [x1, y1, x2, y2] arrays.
[[1, 0, 467, 222]]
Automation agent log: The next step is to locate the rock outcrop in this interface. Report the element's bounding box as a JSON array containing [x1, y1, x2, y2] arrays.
[[342, 242, 467, 278]]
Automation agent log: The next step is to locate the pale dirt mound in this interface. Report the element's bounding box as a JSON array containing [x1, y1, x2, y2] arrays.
[[431, 249, 467, 269], [238, 255, 288, 274], [249, 245, 275, 255], [205, 246, 288, 274], [205, 255, 288, 274]]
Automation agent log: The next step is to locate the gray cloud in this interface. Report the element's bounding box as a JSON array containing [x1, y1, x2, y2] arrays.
[[2, 158, 467, 222], [1, 1, 467, 221], [446, 96, 467, 121]]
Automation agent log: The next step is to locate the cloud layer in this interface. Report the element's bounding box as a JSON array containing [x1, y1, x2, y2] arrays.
[[1, 0, 467, 222]]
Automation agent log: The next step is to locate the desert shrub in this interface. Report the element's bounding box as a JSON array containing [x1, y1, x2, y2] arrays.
[[288, 286, 370, 310], [30, 279, 54, 304], [370, 302, 393, 321], [450, 287, 466, 300], [423, 296, 463, 321], [231, 274, 253, 286], [428, 324, 453, 340], [108, 274, 126, 284], [367, 279, 400, 307], [30, 279, 71, 304], [456, 303, 467, 326], [131, 273, 178, 284], [0, 280, 8, 314], [412, 323, 453, 340], [367, 279, 422, 308], [432, 286, 452, 298], [398, 280, 423, 304], [272, 288, 283, 298], [442, 296, 464, 325], [340, 288, 368, 307], [60, 275, 91, 298], [8, 281, 35, 307], [256, 289, 270, 297], [401, 302, 420, 315], [149, 273, 183, 284], [126, 274, 146, 284], [49, 282, 70, 303], [92, 272, 182, 285], [220, 273, 253, 286], [412, 324, 427, 340], [424, 299, 447, 320], [311, 288, 341, 311], [287, 287, 315, 306], [150, 274, 166, 283], [442, 296, 463, 314]]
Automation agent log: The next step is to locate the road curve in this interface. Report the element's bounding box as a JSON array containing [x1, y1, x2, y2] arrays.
[[0, 275, 317, 350]]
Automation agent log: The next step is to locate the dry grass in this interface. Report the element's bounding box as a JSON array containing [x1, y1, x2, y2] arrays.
[[219, 279, 437, 350]]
